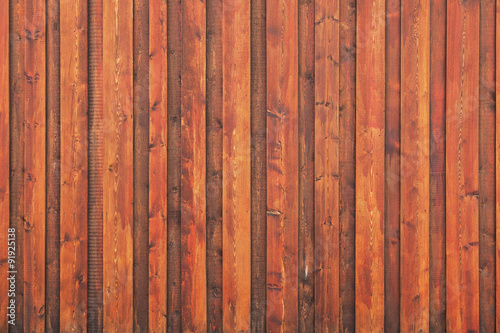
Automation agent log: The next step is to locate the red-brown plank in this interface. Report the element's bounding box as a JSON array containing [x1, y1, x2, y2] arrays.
[[355, 0, 385, 331], [430, 0, 446, 330], [266, 0, 299, 331], [496, 0, 500, 330], [180, 0, 207, 330], [60, 0, 88, 330], [447, 0, 480, 331], [222, 1, 251, 331], [149, 0, 167, 331], [102, 0, 133, 329], [24, 0, 46, 330], [314, 0, 340, 329], [400, 0, 430, 330]]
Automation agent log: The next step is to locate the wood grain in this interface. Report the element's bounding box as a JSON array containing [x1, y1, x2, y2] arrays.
[[400, 0, 430, 331], [447, 0, 480, 331], [60, 0, 88, 330], [180, 0, 207, 330], [148, 0, 167, 331], [102, 0, 133, 330], [355, 0, 385, 331], [314, 0, 340, 330], [496, 0, 500, 330]]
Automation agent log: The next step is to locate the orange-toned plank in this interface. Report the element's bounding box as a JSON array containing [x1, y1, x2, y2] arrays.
[[222, 0, 251, 331], [314, 0, 339, 329], [149, 0, 168, 330], [103, 0, 134, 330], [355, 0, 385, 331], [0, 0, 8, 330], [24, 0, 46, 330], [60, 0, 88, 330], [496, 0, 500, 330], [266, 0, 299, 331], [447, 0, 480, 331], [400, 0, 430, 331], [180, 0, 207, 330]]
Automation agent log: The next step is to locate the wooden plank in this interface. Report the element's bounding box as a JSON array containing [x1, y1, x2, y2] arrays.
[[24, 0, 46, 330], [251, 0, 267, 330], [339, 0, 356, 330], [355, 0, 385, 331], [314, 0, 339, 329], [384, 0, 400, 330], [222, 0, 251, 331], [206, 0, 223, 330], [102, 0, 133, 330], [266, 0, 299, 331], [60, 0, 88, 330], [496, 0, 500, 330], [479, 0, 496, 331], [148, 0, 167, 331], [298, 0, 315, 330], [446, 0, 480, 331], [429, 0, 446, 330], [0, 0, 8, 330], [180, 0, 207, 330], [400, 0, 430, 331]]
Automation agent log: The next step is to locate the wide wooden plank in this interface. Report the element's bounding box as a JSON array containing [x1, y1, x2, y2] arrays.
[[429, 0, 446, 330], [384, 0, 400, 330], [314, 0, 340, 330], [355, 0, 385, 331], [446, 0, 480, 331], [24, 0, 46, 330], [180, 0, 207, 330], [149, 0, 167, 331], [102, 0, 134, 330], [400, 0, 430, 331], [60, 0, 88, 330]]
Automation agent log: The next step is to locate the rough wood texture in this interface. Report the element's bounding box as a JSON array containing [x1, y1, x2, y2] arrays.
[[447, 0, 480, 331]]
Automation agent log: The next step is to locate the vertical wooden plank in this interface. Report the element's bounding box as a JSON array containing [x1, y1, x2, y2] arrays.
[[430, 0, 446, 330], [314, 0, 339, 330], [266, 0, 299, 331], [496, 0, 500, 330], [60, 0, 88, 330], [222, 0, 251, 331], [400, 0, 430, 331], [149, 0, 167, 331], [384, 0, 400, 330], [479, 0, 496, 331], [24, 0, 46, 330], [251, 0, 267, 330], [355, 0, 385, 331], [180, 0, 207, 330], [0, 0, 9, 330], [447, 0, 480, 331], [102, 0, 133, 330], [298, 0, 315, 330], [339, 0, 356, 330]]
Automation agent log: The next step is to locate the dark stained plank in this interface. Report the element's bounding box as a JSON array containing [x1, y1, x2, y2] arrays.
[[400, 0, 430, 331], [251, 0, 267, 330], [478, 0, 496, 331], [384, 0, 400, 330], [355, 0, 385, 331], [266, 0, 299, 331], [24, 0, 46, 330], [149, 0, 167, 331], [222, 1, 252, 331], [298, 0, 315, 330], [180, 0, 207, 330], [429, 0, 446, 330], [102, 0, 134, 329], [446, 0, 480, 331], [314, 0, 340, 330], [339, 0, 356, 330], [60, 0, 88, 330]]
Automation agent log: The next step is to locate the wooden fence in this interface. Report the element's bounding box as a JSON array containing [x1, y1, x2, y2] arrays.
[[0, 0, 499, 332]]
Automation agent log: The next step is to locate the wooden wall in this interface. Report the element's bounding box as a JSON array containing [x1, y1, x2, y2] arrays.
[[1, 0, 500, 332]]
